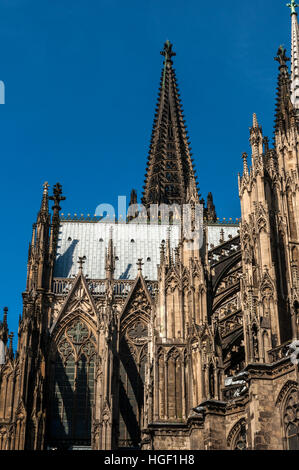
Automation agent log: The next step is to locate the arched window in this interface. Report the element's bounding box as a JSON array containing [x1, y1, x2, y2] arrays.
[[47, 319, 96, 449], [118, 319, 148, 449], [284, 390, 299, 450], [228, 419, 247, 450], [233, 423, 247, 450]]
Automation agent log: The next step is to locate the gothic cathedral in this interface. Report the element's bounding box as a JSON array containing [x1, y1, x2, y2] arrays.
[[0, 4, 298, 451]]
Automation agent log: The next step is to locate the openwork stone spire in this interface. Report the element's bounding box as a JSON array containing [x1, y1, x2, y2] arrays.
[[142, 41, 200, 207]]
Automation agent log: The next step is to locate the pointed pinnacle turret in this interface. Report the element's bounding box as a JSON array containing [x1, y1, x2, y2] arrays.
[[105, 227, 115, 280], [250, 113, 263, 157], [274, 46, 296, 132], [0, 307, 9, 344], [160, 240, 166, 265], [37, 182, 50, 224], [129, 189, 137, 206], [142, 42, 199, 208], [204, 192, 217, 222], [3, 307, 8, 328], [252, 113, 259, 128], [41, 181, 49, 209]]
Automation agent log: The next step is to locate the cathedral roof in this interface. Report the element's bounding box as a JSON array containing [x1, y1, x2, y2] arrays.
[[53, 220, 239, 281], [54, 222, 181, 281]]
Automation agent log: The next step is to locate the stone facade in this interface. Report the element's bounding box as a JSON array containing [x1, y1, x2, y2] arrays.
[[0, 6, 298, 451]]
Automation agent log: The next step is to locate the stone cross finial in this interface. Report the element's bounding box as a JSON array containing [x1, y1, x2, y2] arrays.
[[160, 40, 176, 62], [275, 45, 290, 66], [49, 183, 66, 211], [137, 258, 144, 272], [287, 0, 299, 15], [161, 40, 176, 88], [78, 256, 86, 271]]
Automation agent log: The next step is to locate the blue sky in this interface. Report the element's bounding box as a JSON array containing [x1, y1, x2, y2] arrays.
[[0, 0, 293, 340]]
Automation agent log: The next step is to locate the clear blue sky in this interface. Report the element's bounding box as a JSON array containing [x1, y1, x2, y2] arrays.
[[0, 0, 293, 340]]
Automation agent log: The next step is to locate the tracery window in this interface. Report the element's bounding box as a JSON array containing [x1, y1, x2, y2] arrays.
[[118, 319, 148, 449], [48, 319, 96, 449], [284, 390, 299, 450], [233, 423, 247, 450]]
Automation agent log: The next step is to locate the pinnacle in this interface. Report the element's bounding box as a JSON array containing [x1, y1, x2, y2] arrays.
[[38, 181, 50, 220]]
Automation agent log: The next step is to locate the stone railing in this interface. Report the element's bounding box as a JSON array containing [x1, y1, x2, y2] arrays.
[[52, 278, 158, 299], [52, 278, 75, 295], [86, 280, 106, 295], [267, 341, 292, 363], [112, 280, 134, 296]]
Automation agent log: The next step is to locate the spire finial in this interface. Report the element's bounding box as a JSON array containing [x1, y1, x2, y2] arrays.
[[137, 258, 144, 272], [160, 40, 176, 63], [49, 183, 66, 213], [78, 255, 86, 272], [161, 40, 176, 89], [252, 113, 258, 128], [38, 181, 50, 220], [287, 0, 299, 15], [43, 181, 49, 193], [275, 45, 290, 67]]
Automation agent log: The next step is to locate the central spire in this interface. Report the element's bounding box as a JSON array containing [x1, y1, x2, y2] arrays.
[[142, 41, 200, 208]]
